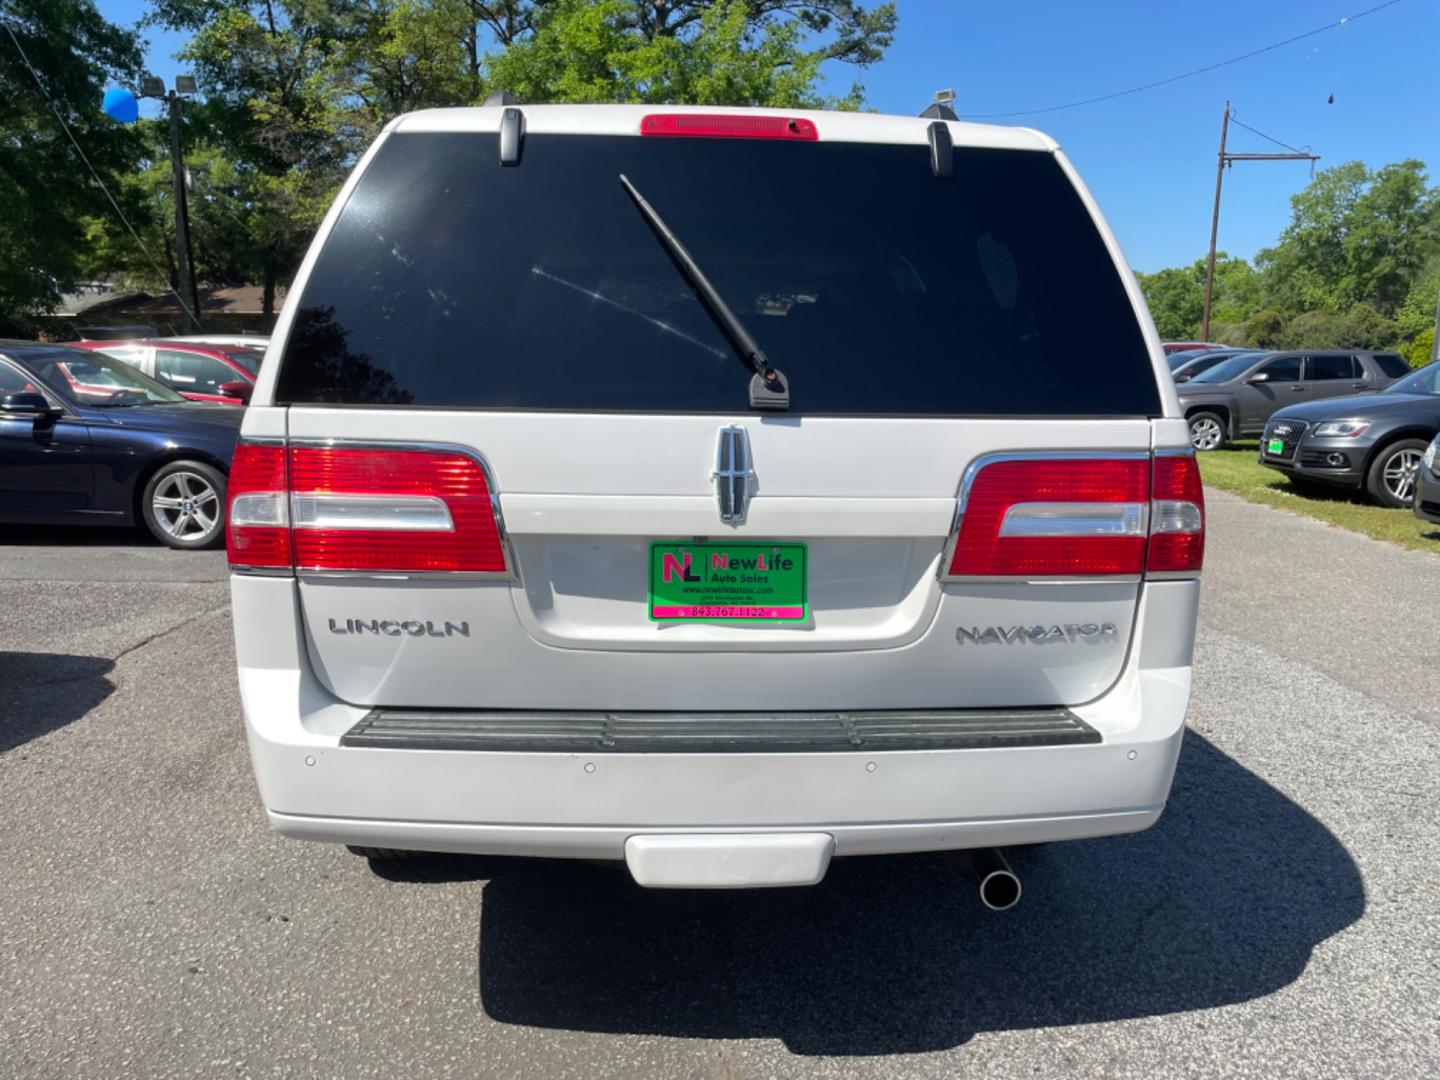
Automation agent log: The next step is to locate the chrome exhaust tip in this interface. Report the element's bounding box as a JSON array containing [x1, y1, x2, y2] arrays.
[[960, 847, 1023, 911]]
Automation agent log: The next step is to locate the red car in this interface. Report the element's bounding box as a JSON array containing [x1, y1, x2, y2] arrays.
[[70, 339, 261, 405]]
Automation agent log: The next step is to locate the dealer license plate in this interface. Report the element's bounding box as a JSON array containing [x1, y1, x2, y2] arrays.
[[1266, 439, 1286, 455], [649, 542, 807, 622]]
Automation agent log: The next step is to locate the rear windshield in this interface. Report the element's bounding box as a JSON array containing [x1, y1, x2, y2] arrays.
[[1374, 352, 1412, 378], [1384, 361, 1439, 396], [1166, 350, 1211, 370], [1176, 352, 1244, 377], [275, 131, 1159, 415]]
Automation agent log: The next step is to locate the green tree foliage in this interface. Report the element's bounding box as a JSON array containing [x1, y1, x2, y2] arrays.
[[148, 1, 365, 314], [137, 0, 894, 312], [335, 1, 481, 123], [1280, 306, 1400, 351], [1136, 253, 1259, 340], [1141, 160, 1440, 352], [1396, 257, 1440, 338], [0, 0, 143, 333], [1135, 266, 1199, 340], [1257, 160, 1439, 318], [486, 0, 891, 107], [1400, 328, 1434, 368]]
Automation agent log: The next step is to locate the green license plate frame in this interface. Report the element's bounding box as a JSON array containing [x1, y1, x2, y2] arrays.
[[648, 541, 808, 622]]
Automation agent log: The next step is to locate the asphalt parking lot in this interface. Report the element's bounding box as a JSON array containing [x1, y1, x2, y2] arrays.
[[2, 493, 1437, 1079]]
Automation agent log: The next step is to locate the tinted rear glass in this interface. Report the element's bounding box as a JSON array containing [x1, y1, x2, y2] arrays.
[[1176, 352, 1243, 377], [1308, 354, 1357, 380], [275, 131, 1158, 415], [1384, 361, 1440, 395], [1166, 350, 1211, 370], [1374, 353, 1412, 378], [1188, 354, 1260, 384], [222, 348, 263, 375]]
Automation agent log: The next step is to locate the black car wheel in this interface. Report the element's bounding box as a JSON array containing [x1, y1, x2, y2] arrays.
[[1187, 411, 1226, 451], [141, 460, 227, 549], [1364, 439, 1428, 509]]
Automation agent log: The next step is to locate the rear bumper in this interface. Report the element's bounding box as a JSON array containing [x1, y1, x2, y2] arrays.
[[267, 807, 1164, 860], [235, 575, 1196, 861]]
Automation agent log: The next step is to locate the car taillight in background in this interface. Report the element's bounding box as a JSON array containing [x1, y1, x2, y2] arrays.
[[226, 442, 508, 575], [943, 453, 1204, 579]]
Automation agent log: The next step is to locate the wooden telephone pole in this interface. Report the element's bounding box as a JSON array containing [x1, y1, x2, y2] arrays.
[[1201, 101, 1319, 341]]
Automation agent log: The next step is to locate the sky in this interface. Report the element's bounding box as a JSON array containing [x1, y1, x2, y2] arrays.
[[100, 0, 1440, 273]]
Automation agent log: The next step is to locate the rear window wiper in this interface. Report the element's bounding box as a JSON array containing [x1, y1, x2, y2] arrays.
[[619, 174, 789, 410]]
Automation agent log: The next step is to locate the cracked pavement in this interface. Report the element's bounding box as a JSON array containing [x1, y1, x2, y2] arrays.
[[1, 495, 1437, 1078]]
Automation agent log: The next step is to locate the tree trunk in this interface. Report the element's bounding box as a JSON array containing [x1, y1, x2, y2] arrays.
[[262, 261, 277, 322]]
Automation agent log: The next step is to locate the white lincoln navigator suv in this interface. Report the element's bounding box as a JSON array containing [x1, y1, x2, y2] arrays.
[[228, 102, 1202, 898]]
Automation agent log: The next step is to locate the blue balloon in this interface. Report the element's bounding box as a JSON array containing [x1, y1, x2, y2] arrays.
[[102, 87, 138, 124]]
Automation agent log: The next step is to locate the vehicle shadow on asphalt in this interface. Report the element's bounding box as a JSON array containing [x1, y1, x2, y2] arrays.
[[0, 525, 155, 547], [0, 652, 116, 752], [371, 731, 1365, 1055]]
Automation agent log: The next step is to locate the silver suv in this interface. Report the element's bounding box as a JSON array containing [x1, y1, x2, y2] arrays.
[[227, 104, 1202, 897], [1178, 349, 1410, 451]]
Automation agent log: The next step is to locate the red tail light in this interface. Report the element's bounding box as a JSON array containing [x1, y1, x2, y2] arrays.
[[944, 453, 1205, 579], [640, 113, 818, 141], [948, 458, 1151, 577], [226, 442, 291, 569], [1147, 453, 1205, 573], [225, 442, 508, 575]]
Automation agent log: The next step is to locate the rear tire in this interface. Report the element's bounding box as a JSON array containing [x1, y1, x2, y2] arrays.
[[1187, 411, 1226, 451], [346, 845, 425, 861], [141, 460, 227, 549], [1364, 439, 1428, 508]]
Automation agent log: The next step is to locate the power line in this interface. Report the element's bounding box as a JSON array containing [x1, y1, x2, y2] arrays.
[[2, 19, 201, 327], [964, 0, 1404, 120], [1226, 114, 1309, 156]]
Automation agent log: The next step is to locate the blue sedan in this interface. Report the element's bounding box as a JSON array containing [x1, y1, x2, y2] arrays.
[[0, 340, 243, 549]]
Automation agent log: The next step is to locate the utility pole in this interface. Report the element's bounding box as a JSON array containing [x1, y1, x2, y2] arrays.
[[166, 88, 200, 332], [141, 74, 201, 333], [1201, 102, 1231, 344], [1201, 101, 1320, 341]]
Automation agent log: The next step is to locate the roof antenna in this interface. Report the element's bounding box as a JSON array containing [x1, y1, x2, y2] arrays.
[[920, 88, 958, 121]]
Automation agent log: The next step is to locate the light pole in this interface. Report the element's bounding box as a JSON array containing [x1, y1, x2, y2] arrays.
[[141, 74, 200, 333]]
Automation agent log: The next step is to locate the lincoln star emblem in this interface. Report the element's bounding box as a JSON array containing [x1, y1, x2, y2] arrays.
[[714, 425, 752, 525]]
